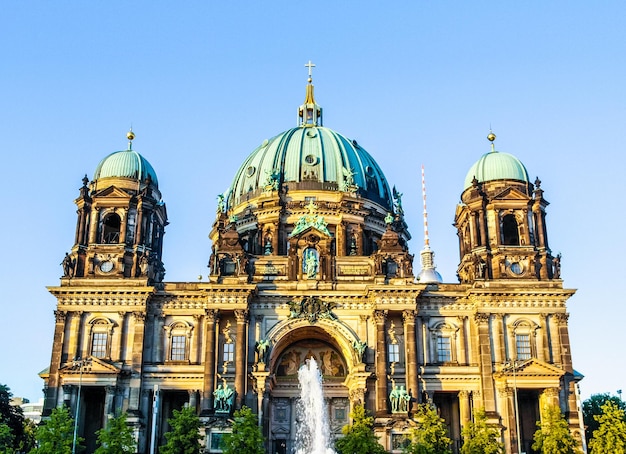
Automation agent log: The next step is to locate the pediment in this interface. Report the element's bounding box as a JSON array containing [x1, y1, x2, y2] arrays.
[[498, 358, 565, 379], [492, 187, 531, 201], [92, 185, 132, 199], [289, 225, 332, 239], [59, 356, 122, 375]]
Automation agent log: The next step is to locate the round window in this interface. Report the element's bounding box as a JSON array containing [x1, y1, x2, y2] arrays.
[[100, 261, 114, 273], [304, 155, 317, 165], [246, 166, 256, 177]]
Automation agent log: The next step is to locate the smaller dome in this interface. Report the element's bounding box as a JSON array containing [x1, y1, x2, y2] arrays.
[[94, 149, 159, 187], [464, 150, 529, 190]]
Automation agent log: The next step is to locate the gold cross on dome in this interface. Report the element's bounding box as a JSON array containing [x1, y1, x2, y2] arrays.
[[305, 60, 316, 79]]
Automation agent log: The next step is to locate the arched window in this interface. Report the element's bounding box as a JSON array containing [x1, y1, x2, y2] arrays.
[[165, 321, 193, 362], [101, 213, 121, 244], [429, 321, 458, 364], [501, 214, 520, 245], [89, 318, 114, 359], [510, 319, 538, 360]]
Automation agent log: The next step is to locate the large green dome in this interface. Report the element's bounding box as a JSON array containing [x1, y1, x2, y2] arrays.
[[228, 126, 392, 208], [464, 150, 529, 190], [94, 148, 159, 187]]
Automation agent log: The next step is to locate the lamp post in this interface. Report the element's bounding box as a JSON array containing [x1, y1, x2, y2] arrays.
[[72, 357, 92, 454]]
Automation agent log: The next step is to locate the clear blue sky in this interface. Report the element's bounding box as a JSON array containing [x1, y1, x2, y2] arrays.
[[1, 1, 624, 402]]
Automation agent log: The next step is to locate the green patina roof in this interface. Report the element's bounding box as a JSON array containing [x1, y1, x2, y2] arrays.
[[228, 126, 393, 209], [94, 149, 159, 187], [464, 150, 529, 190]]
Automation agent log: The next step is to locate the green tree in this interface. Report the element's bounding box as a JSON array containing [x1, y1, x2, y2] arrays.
[[460, 408, 503, 454], [588, 400, 626, 454], [0, 422, 16, 454], [0, 384, 29, 452], [160, 406, 201, 454], [583, 393, 626, 449], [532, 405, 579, 454], [30, 406, 80, 454], [403, 403, 452, 454], [221, 406, 265, 454], [94, 412, 136, 454], [335, 404, 387, 454]]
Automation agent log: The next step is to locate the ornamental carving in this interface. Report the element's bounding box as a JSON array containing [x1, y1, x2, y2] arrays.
[[54, 310, 67, 322], [373, 310, 387, 324], [288, 296, 336, 323]]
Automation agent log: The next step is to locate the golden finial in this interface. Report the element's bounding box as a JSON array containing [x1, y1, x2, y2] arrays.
[[127, 128, 135, 150], [487, 130, 496, 152]]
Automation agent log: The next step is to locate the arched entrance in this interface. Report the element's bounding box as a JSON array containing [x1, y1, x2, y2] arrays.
[[261, 319, 365, 453]]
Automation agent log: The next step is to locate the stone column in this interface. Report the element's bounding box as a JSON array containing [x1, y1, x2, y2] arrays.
[[374, 310, 388, 415], [556, 313, 572, 372], [134, 202, 144, 246], [458, 390, 471, 429], [128, 311, 146, 412], [234, 309, 249, 409], [76, 208, 85, 245], [421, 315, 430, 364], [119, 208, 128, 244], [88, 208, 100, 244], [537, 314, 547, 362], [43, 310, 67, 414], [497, 387, 514, 454], [153, 314, 164, 363], [201, 310, 218, 414], [478, 209, 487, 247], [493, 314, 504, 364], [403, 310, 418, 411], [105, 385, 116, 418], [548, 315, 561, 366], [541, 387, 560, 409], [192, 314, 202, 363], [416, 316, 425, 365], [188, 390, 198, 411], [474, 313, 496, 412], [457, 316, 467, 365]]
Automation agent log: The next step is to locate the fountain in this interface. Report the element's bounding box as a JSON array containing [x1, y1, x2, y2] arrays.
[[294, 359, 337, 454]]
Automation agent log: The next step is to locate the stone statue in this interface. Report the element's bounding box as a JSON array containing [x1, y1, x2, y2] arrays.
[[213, 379, 235, 414], [398, 386, 410, 412], [553, 253, 561, 279], [353, 340, 367, 362], [304, 250, 318, 279], [256, 338, 270, 364], [216, 193, 226, 213], [61, 253, 75, 278], [389, 385, 400, 413]]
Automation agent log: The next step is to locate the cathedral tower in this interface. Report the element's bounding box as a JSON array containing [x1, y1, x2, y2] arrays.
[[454, 132, 556, 283], [65, 130, 168, 283]]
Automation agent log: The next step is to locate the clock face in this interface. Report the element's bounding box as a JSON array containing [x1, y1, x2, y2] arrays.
[[100, 261, 114, 273], [510, 262, 523, 275]]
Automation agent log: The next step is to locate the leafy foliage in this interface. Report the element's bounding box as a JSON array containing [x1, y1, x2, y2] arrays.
[[403, 403, 452, 454], [0, 422, 16, 453], [583, 393, 626, 449], [30, 406, 79, 454], [588, 400, 626, 454], [460, 408, 503, 454], [221, 406, 265, 454], [95, 412, 136, 454], [0, 384, 32, 452], [335, 404, 387, 454], [532, 405, 579, 454], [159, 406, 201, 454]]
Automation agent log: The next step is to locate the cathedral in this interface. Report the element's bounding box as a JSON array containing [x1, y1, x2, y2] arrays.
[[41, 67, 584, 454]]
